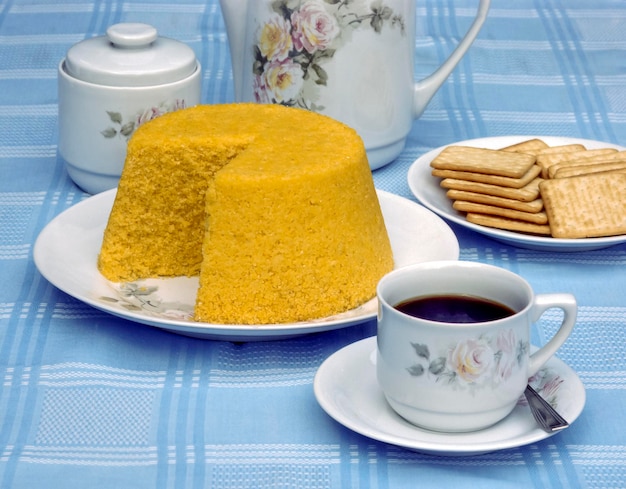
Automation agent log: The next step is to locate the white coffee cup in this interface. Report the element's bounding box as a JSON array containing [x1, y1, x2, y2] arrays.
[[376, 261, 577, 432], [220, 0, 491, 170]]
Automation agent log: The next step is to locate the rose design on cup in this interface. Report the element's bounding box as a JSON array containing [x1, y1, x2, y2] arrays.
[[449, 338, 494, 384], [252, 0, 405, 110], [407, 330, 530, 389], [494, 328, 526, 383]]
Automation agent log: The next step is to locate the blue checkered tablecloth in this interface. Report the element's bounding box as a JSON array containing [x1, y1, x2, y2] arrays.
[[2, 0, 626, 488]]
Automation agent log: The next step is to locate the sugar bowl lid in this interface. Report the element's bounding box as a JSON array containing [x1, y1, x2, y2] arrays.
[[64, 23, 197, 87]]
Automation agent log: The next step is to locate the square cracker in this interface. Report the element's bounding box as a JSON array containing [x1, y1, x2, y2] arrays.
[[446, 189, 544, 213], [466, 213, 551, 236], [499, 138, 549, 155], [553, 161, 626, 179], [430, 146, 536, 178], [540, 173, 626, 238], [432, 164, 541, 189], [440, 177, 543, 202], [537, 148, 619, 178], [547, 152, 626, 178], [536, 143, 586, 155], [453, 201, 548, 224]]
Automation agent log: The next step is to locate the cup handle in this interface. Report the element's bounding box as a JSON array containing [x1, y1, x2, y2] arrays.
[[413, 0, 491, 118], [527, 293, 577, 377]]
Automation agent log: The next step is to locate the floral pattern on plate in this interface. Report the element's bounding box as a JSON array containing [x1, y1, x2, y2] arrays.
[[100, 281, 194, 321], [524, 367, 566, 410], [98, 280, 376, 325]]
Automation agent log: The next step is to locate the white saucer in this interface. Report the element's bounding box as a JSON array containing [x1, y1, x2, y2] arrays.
[[408, 135, 626, 251], [314, 337, 585, 456], [33, 189, 459, 341]]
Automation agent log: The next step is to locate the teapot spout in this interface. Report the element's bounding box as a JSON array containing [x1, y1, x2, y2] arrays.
[[219, 0, 248, 100]]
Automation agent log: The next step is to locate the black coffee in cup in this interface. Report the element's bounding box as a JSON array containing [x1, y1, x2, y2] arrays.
[[394, 294, 515, 323]]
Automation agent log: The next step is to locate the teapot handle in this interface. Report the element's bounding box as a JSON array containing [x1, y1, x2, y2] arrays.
[[413, 0, 491, 118]]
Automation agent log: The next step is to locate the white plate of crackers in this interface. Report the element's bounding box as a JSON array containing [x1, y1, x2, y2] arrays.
[[408, 135, 626, 251]]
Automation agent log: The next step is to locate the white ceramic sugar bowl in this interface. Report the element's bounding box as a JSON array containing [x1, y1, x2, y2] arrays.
[[58, 23, 202, 194]]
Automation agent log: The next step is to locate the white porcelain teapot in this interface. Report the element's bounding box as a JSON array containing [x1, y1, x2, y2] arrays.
[[220, 0, 491, 169]]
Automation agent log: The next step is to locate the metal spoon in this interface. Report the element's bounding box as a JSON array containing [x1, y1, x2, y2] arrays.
[[524, 384, 569, 433]]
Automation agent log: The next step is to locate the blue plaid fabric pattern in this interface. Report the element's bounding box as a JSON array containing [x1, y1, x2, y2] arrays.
[[1, 0, 626, 487]]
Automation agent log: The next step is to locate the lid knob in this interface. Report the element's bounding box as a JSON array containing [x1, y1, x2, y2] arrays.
[[106, 23, 158, 48]]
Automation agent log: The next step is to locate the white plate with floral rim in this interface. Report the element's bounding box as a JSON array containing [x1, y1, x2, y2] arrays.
[[314, 336, 585, 456], [33, 189, 459, 341], [408, 135, 626, 251]]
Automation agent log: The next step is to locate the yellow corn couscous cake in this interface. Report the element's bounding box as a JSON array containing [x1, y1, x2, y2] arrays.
[[98, 103, 394, 325]]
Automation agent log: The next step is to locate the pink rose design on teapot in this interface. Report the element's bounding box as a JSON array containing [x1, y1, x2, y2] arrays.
[[257, 13, 293, 61], [291, 1, 340, 53], [252, 0, 404, 110]]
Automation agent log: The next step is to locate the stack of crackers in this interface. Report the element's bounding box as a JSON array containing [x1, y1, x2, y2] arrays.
[[430, 138, 626, 238]]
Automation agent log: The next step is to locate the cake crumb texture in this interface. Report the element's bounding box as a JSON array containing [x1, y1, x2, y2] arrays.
[[98, 103, 393, 324]]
